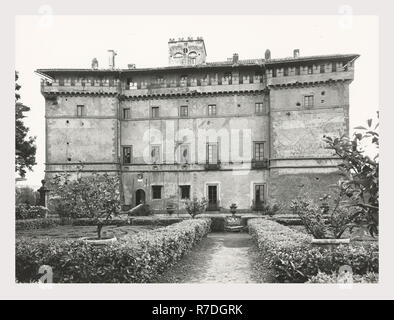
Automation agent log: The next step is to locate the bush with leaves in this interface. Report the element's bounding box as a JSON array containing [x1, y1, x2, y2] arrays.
[[51, 170, 121, 239], [15, 204, 49, 220], [324, 116, 379, 236], [185, 197, 208, 218], [248, 218, 378, 283], [16, 218, 211, 283], [15, 186, 38, 206], [290, 187, 359, 239]]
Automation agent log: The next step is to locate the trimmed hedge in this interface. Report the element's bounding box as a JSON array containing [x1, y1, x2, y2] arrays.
[[15, 218, 60, 231], [16, 218, 211, 283], [16, 204, 49, 220], [307, 271, 378, 283], [248, 218, 378, 283]]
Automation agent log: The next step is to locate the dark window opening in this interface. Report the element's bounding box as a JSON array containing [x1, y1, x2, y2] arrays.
[[180, 185, 191, 200], [123, 108, 130, 119], [207, 143, 218, 164], [304, 95, 314, 107], [152, 186, 162, 199], [255, 184, 265, 205], [284, 68, 289, 76], [332, 63, 337, 72], [151, 106, 160, 118], [295, 66, 300, 75], [208, 104, 217, 116], [320, 64, 325, 73], [272, 69, 277, 77], [180, 105, 188, 117], [123, 146, 132, 164], [255, 102, 265, 115], [254, 142, 265, 161], [77, 105, 85, 117]]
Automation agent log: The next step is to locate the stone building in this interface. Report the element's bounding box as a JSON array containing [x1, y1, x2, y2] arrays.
[[36, 37, 358, 213]]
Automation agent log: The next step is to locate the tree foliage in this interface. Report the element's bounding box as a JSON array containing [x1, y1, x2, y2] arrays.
[[51, 169, 121, 239], [185, 197, 208, 218], [323, 116, 379, 236], [15, 71, 36, 178]]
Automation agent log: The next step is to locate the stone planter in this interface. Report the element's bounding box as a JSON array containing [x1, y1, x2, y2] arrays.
[[80, 236, 117, 246], [311, 238, 350, 249]]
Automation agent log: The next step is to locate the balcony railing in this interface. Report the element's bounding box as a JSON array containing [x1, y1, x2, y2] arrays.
[[204, 161, 221, 171], [251, 158, 269, 169]]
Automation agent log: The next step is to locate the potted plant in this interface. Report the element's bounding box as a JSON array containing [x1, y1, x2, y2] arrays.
[[290, 187, 359, 248], [166, 197, 177, 215], [230, 203, 237, 215], [52, 169, 121, 245]]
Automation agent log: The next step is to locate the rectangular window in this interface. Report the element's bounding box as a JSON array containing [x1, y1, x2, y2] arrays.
[[123, 108, 130, 119], [332, 63, 337, 72], [123, 146, 132, 164], [304, 95, 314, 107], [208, 104, 217, 116], [255, 102, 265, 115], [151, 145, 161, 163], [152, 186, 162, 200], [151, 106, 160, 118], [179, 144, 190, 163], [255, 184, 265, 205], [180, 185, 191, 200], [254, 142, 265, 161], [283, 68, 289, 76], [320, 64, 325, 73], [307, 66, 313, 74], [207, 143, 218, 164], [295, 66, 300, 76], [272, 69, 277, 77], [180, 105, 188, 118], [77, 105, 85, 117]]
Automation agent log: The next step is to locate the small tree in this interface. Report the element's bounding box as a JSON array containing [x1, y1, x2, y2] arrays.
[[52, 170, 121, 239], [185, 197, 208, 218], [15, 71, 36, 178], [323, 116, 379, 236], [290, 188, 359, 239]]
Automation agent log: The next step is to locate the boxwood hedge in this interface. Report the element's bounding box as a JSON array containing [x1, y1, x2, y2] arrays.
[[16, 218, 211, 283], [248, 218, 378, 283]]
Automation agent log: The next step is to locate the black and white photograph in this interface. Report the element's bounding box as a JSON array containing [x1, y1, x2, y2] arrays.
[[2, 0, 392, 305]]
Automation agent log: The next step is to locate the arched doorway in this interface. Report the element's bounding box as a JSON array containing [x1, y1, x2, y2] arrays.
[[135, 189, 146, 206]]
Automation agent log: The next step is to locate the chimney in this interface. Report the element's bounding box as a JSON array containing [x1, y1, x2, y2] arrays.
[[293, 49, 300, 58], [232, 53, 239, 64], [108, 50, 117, 69], [265, 49, 271, 60], [128, 64, 136, 69], [91, 58, 98, 70]]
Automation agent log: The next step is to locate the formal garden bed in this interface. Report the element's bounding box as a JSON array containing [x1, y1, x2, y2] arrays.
[[16, 218, 211, 283], [248, 218, 378, 283]]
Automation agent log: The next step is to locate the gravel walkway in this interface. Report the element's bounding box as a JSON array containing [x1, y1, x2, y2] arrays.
[[156, 232, 274, 283]]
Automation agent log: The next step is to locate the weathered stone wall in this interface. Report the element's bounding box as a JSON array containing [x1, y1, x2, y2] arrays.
[[45, 95, 119, 179]]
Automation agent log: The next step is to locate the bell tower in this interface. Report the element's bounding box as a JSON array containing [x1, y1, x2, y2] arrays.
[[168, 37, 207, 66]]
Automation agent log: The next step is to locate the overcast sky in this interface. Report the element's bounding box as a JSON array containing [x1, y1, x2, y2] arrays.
[[15, 15, 379, 187]]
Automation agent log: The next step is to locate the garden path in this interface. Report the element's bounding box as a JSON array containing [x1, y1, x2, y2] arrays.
[[156, 232, 274, 283]]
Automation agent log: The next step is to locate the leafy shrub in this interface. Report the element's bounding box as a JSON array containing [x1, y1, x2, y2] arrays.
[[185, 197, 208, 218], [16, 218, 59, 231], [290, 190, 359, 239], [16, 218, 211, 283], [130, 217, 183, 226], [248, 218, 378, 283], [324, 116, 379, 236], [16, 204, 49, 220], [307, 271, 378, 283], [51, 171, 121, 238], [15, 186, 38, 206]]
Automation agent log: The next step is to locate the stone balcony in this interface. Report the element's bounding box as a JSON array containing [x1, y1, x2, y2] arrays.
[[41, 81, 119, 95], [122, 81, 265, 98], [267, 70, 355, 87]]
